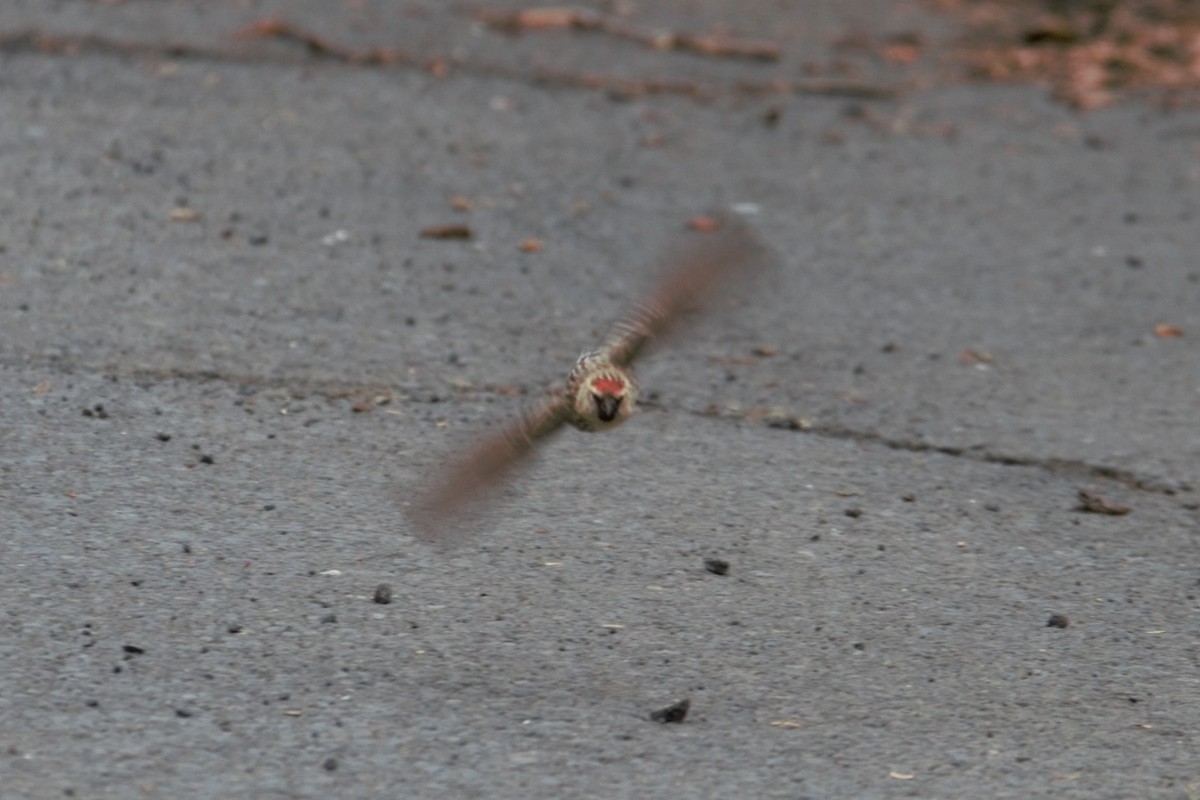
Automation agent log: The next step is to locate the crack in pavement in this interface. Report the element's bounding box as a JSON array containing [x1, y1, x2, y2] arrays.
[[14, 357, 1191, 508], [0, 26, 897, 101], [679, 404, 1197, 504], [759, 416, 1194, 498]]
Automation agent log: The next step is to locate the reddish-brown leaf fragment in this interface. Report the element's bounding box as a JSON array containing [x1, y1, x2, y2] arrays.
[[687, 214, 721, 232]]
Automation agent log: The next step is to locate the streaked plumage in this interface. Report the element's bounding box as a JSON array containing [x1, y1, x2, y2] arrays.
[[410, 211, 766, 539]]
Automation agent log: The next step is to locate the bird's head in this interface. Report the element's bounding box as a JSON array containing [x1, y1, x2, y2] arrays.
[[574, 370, 636, 430]]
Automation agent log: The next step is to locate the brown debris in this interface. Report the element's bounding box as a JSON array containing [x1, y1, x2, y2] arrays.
[[686, 214, 721, 232], [1153, 323, 1184, 338], [957, 347, 994, 365], [420, 223, 473, 240], [496, 7, 579, 31], [1075, 489, 1132, 516], [474, 6, 782, 62], [940, 0, 1200, 109], [882, 38, 923, 65], [770, 719, 803, 729], [518, 237, 543, 253], [168, 207, 201, 222]]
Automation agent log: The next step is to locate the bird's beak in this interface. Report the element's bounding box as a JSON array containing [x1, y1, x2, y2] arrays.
[[595, 394, 622, 422]]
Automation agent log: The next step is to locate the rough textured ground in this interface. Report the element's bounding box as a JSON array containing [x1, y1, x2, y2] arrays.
[[1, 2, 1198, 798]]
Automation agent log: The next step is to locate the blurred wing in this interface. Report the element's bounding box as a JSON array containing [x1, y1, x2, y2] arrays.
[[409, 392, 570, 540], [604, 212, 768, 368]]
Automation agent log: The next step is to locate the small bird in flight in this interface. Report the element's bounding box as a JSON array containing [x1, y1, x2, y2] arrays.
[[410, 211, 768, 540]]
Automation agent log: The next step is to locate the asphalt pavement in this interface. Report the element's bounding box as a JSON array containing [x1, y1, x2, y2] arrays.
[[1, 2, 1198, 798]]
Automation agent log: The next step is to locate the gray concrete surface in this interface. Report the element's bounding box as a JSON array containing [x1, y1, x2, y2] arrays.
[[1, 2, 1198, 798]]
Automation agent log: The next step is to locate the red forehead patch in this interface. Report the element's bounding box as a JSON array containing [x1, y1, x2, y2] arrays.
[[591, 376, 625, 395]]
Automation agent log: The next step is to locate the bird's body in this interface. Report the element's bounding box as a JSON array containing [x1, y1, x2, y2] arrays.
[[410, 212, 766, 539], [564, 350, 638, 432]]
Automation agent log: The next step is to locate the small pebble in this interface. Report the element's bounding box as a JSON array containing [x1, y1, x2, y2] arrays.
[[703, 558, 729, 576], [649, 698, 690, 724], [373, 584, 393, 605], [83, 407, 109, 418], [1047, 613, 1070, 629]]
